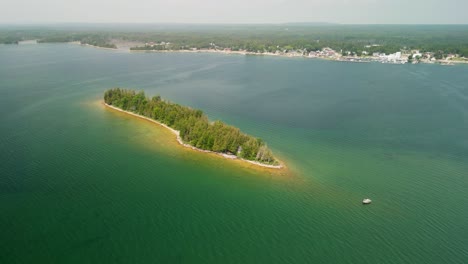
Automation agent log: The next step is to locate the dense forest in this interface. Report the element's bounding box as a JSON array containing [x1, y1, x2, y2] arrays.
[[0, 29, 117, 48], [2, 24, 468, 56], [104, 88, 277, 165]]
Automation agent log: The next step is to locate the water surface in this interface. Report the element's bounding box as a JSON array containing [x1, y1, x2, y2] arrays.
[[1, 44, 467, 263]]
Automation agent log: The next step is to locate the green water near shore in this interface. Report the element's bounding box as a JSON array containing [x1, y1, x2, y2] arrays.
[[1, 44, 467, 263]]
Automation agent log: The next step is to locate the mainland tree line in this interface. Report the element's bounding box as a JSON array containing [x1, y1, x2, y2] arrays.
[[2, 25, 468, 57], [104, 88, 277, 165]]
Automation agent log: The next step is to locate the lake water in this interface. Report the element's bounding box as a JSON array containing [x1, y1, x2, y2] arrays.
[[1, 44, 467, 263]]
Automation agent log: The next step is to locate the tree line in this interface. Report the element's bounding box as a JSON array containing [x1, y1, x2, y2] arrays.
[[2, 25, 468, 57], [104, 88, 277, 165]]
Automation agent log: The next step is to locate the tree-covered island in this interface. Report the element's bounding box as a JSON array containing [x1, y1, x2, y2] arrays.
[[104, 88, 279, 167]]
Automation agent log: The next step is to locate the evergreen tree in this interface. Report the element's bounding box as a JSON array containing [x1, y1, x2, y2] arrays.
[[104, 88, 278, 164]]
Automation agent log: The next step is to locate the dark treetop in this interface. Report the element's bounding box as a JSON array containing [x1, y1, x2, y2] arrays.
[[104, 88, 278, 165]]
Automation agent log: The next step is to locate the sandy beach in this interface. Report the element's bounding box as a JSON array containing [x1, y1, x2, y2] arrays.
[[129, 49, 323, 61], [103, 102, 283, 169]]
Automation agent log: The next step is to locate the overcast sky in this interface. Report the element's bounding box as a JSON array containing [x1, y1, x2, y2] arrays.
[[2, 0, 467, 24]]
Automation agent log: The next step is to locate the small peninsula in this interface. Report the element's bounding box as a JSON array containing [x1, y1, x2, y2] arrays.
[[104, 88, 281, 168]]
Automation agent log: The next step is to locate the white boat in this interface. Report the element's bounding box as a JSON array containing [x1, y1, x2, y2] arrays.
[[362, 198, 372, 204]]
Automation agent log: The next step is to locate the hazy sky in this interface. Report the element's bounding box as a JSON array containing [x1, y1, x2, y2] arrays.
[[2, 0, 467, 24]]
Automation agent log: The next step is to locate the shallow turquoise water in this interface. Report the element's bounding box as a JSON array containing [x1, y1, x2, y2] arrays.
[[1, 44, 467, 263]]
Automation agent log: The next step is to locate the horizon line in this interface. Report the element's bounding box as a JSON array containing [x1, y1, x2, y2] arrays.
[[1, 22, 468, 26]]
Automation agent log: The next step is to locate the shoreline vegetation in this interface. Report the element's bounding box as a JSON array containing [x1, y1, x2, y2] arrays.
[[79, 42, 118, 51], [104, 88, 283, 169], [2, 25, 468, 65], [128, 47, 468, 65], [68, 41, 468, 65], [63, 41, 468, 65], [51, 40, 461, 66]]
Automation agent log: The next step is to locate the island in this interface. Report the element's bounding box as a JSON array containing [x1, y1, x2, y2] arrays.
[[104, 88, 282, 168]]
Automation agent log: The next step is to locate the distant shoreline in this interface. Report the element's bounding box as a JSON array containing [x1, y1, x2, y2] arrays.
[[103, 102, 283, 169], [129, 48, 329, 59], [72, 42, 118, 51], [128, 48, 467, 65], [10, 41, 467, 65]]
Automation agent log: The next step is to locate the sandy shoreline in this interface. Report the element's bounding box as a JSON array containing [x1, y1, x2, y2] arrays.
[[56, 42, 468, 66], [129, 48, 468, 65], [103, 102, 283, 169], [67, 42, 119, 51], [129, 48, 301, 59]]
